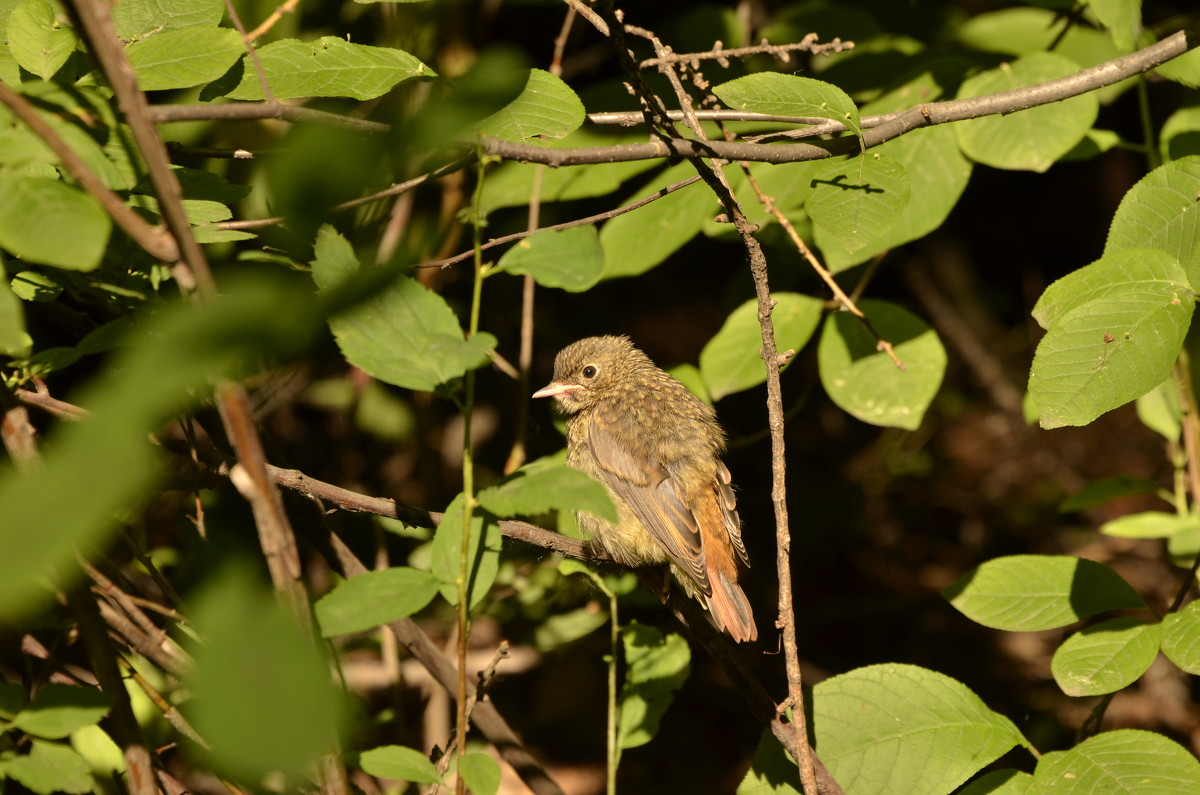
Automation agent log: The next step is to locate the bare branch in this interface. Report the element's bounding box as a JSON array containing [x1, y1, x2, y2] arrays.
[[248, 0, 302, 42], [483, 24, 1200, 167], [417, 174, 703, 269], [147, 102, 391, 134], [638, 33, 854, 68]]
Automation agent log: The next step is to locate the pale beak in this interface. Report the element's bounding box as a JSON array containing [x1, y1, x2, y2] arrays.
[[532, 381, 583, 399]]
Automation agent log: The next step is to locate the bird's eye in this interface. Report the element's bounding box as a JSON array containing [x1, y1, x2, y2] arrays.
[[582, 365, 598, 379]]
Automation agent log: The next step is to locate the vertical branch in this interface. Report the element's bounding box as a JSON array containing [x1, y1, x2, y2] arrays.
[[454, 151, 491, 792], [599, 14, 823, 792]]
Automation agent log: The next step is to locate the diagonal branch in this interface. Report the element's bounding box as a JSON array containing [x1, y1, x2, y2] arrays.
[[0, 80, 178, 262]]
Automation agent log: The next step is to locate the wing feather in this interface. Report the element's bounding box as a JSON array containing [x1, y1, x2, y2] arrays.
[[588, 417, 710, 593]]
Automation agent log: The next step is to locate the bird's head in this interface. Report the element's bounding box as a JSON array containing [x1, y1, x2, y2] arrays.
[[532, 335, 646, 414]]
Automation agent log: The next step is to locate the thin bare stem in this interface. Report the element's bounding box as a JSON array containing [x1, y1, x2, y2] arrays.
[[638, 33, 853, 68], [224, 0, 275, 101], [419, 175, 703, 269], [248, 0, 302, 41], [737, 159, 903, 370]]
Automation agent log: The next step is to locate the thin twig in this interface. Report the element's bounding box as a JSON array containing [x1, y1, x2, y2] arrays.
[[224, 0, 275, 102], [146, 102, 391, 134], [119, 657, 211, 750], [737, 158, 903, 369], [638, 33, 853, 68], [248, 0, 302, 41], [15, 383, 89, 418], [0, 382, 40, 470], [418, 175, 703, 269]]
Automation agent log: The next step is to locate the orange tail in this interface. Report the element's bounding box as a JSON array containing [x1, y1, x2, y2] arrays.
[[697, 488, 758, 642], [706, 570, 758, 642]]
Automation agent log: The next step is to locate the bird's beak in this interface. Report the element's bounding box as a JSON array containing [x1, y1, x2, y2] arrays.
[[532, 381, 583, 399]]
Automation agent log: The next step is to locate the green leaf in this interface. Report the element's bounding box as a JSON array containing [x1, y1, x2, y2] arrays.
[[127, 27, 244, 90], [811, 663, 1027, 795], [310, 224, 360, 290], [10, 269, 61, 301], [958, 769, 1036, 795], [618, 622, 690, 750], [599, 162, 713, 279], [478, 68, 585, 144], [1034, 729, 1200, 793], [0, 260, 28, 356], [1051, 617, 1161, 697], [1105, 157, 1200, 287], [0, 681, 25, 718], [958, 7, 1130, 103], [494, 225, 603, 292], [1059, 475, 1162, 512], [224, 37, 435, 100], [0, 176, 111, 271], [699, 293, 823, 401], [113, 0, 223, 40], [311, 229, 495, 393], [3, 739, 92, 794], [7, 0, 76, 80], [358, 745, 441, 784], [186, 563, 346, 783], [737, 730, 802, 794], [1162, 600, 1200, 674], [807, 153, 909, 254], [819, 126, 970, 271], [477, 464, 618, 522], [533, 607, 609, 651], [817, 299, 946, 430], [1086, 0, 1142, 51], [1100, 511, 1196, 539], [1157, 44, 1200, 89], [12, 684, 111, 739], [942, 555, 1146, 631], [314, 567, 440, 637], [1033, 249, 1189, 330], [430, 494, 502, 609], [456, 752, 501, 795], [1028, 250, 1194, 429], [713, 73, 862, 140], [955, 53, 1099, 172], [1137, 378, 1183, 440], [1160, 107, 1200, 163]]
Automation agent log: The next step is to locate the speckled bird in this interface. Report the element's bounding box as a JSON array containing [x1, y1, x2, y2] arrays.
[[533, 335, 757, 642]]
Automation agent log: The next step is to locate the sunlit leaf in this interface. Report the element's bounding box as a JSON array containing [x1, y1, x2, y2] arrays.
[[943, 555, 1146, 631]]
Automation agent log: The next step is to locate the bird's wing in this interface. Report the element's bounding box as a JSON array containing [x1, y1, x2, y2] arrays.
[[587, 416, 710, 594], [716, 461, 750, 568]]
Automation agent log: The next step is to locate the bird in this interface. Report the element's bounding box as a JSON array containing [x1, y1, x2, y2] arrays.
[[532, 335, 757, 642]]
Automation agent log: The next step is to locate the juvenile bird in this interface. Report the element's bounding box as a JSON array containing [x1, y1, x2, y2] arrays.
[[533, 335, 757, 642]]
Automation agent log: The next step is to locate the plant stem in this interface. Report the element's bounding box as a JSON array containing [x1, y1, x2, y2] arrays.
[[453, 151, 490, 794]]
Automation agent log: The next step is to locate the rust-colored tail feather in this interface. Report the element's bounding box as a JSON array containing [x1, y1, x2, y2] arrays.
[[697, 487, 758, 642], [707, 571, 758, 642]]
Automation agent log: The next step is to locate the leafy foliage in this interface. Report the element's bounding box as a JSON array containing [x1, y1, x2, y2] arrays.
[[2, 0, 1200, 793]]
